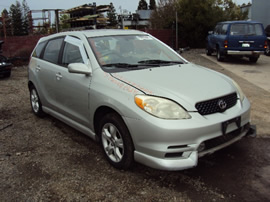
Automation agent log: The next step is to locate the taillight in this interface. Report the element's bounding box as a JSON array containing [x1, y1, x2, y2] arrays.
[[224, 40, 228, 48], [264, 40, 267, 49]]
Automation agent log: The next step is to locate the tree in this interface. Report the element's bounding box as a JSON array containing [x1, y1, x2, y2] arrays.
[[59, 14, 70, 30], [22, 0, 30, 35], [1, 9, 12, 37], [149, 0, 156, 10], [9, 1, 23, 36], [137, 0, 148, 10], [107, 3, 118, 27], [150, 0, 248, 48]]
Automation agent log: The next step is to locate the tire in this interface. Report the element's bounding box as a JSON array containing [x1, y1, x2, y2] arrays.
[[265, 45, 270, 56], [99, 113, 134, 170], [216, 47, 224, 61], [249, 56, 259, 63], [206, 47, 212, 56], [30, 86, 45, 117]]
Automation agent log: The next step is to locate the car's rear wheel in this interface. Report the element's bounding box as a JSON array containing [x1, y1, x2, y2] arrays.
[[99, 113, 134, 170], [216, 47, 224, 61], [30, 86, 45, 117], [265, 45, 270, 56], [249, 56, 259, 63]]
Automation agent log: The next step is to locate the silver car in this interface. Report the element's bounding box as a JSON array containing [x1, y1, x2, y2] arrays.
[[28, 30, 255, 171]]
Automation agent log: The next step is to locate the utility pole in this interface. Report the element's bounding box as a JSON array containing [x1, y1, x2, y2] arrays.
[[175, 11, 178, 51]]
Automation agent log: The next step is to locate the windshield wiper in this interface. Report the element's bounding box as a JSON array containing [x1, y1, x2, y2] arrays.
[[138, 59, 184, 65], [101, 63, 159, 68]]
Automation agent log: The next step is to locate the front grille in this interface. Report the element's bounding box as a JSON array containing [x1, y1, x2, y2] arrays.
[[195, 93, 237, 115]]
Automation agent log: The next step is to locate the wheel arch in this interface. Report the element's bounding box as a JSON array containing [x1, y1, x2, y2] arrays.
[[93, 106, 129, 140]]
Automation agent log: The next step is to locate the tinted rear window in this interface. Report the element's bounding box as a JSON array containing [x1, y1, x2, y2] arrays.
[[230, 23, 263, 36]]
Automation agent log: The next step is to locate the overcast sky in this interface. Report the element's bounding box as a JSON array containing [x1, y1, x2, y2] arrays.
[[1, 0, 251, 13]]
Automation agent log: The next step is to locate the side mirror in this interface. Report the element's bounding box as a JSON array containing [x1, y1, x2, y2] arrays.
[[68, 63, 92, 76], [208, 31, 213, 35]]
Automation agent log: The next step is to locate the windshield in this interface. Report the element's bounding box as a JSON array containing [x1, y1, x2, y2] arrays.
[[230, 23, 263, 36], [88, 35, 185, 71]]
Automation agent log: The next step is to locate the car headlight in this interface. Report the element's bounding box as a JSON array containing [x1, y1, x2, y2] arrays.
[[135, 95, 191, 119], [232, 80, 245, 102]]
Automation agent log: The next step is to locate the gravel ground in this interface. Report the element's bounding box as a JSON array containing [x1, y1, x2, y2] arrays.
[[0, 50, 269, 201]]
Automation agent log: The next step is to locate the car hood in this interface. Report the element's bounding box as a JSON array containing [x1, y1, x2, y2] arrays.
[[111, 63, 236, 111]]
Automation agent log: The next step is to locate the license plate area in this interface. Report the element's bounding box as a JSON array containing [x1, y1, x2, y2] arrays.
[[222, 116, 241, 135], [242, 43, 250, 47]]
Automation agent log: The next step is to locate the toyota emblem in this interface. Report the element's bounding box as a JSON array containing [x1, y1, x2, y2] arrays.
[[218, 99, 227, 111]]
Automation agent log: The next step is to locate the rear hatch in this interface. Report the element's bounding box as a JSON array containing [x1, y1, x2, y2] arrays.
[[227, 23, 266, 51]]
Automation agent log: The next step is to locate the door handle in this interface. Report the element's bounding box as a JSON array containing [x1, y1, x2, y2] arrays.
[[56, 73, 62, 80], [36, 66, 41, 72]]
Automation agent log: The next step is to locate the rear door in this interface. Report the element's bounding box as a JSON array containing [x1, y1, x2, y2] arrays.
[[35, 37, 64, 109], [228, 23, 266, 51]]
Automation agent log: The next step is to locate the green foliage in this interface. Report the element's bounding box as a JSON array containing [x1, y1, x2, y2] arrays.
[[107, 3, 118, 27], [59, 14, 71, 30], [9, 1, 23, 36], [149, 0, 157, 10], [22, 0, 30, 35], [138, 0, 148, 10], [150, 0, 249, 48], [1, 9, 12, 36]]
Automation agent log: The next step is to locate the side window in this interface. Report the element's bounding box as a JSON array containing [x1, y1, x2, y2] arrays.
[[221, 24, 228, 35], [32, 41, 47, 58], [214, 25, 221, 35], [62, 42, 84, 65], [43, 38, 64, 64]]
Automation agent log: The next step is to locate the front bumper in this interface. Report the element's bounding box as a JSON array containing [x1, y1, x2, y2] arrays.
[[124, 98, 252, 171], [226, 50, 264, 56]]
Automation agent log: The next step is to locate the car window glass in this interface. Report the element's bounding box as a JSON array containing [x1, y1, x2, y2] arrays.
[[221, 24, 228, 35], [43, 38, 64, 64], [230, 23, 263, 36], [88, 35, 184, 70], [32, 41, 47, 58], [62, 42, 84, 65]]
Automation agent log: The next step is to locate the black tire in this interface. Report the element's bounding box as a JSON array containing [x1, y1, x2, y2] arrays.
[[265, 45, 270, 56], [216, 47, 224, 61], [249, 56, 259, 63], [206, 47, 212, 56], [99, 113, 134, 170], [29, 86, 45, 117]]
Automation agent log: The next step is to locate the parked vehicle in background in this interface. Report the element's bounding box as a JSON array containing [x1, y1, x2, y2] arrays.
[[206, 21, 267, 63], [264, 24, 270, 56], [28, 30, 255, 171], [0, 41, 12, 78]]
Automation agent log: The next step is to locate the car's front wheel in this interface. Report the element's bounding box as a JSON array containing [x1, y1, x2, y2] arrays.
[[30, 86, 45, 117], [99, 113, 134, 170]]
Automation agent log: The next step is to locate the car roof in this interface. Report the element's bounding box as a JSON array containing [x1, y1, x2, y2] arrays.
[[219, 20, 263, 24], [38, 29, 147, 42]]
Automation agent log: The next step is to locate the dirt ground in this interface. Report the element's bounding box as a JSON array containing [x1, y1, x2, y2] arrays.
[[0, 50, 269, 201]]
